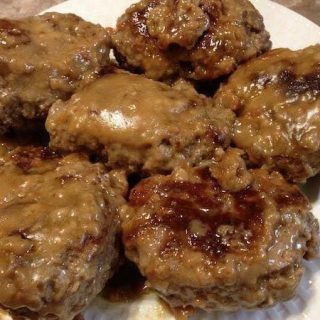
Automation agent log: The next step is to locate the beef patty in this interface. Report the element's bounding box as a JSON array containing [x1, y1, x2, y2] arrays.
[[121, 148, 319, 311], [0, 12, 110, 133], [0, 145, 127, 319], [46, 72, 234, 174], [111, 0, 271, 80], [213, 45, 320, 183]]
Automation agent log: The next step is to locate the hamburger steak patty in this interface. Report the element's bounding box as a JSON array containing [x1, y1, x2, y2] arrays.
[[46, 72, 234, 174], [0, 12, 110, 133], [213, 45, 320, 183], [111, 0, 271, 80], [0, 145, 127, 319], [121, 149, 319, 311]]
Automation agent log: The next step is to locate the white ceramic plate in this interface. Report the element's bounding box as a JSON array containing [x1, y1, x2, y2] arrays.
[[43, 1, 320, 319]]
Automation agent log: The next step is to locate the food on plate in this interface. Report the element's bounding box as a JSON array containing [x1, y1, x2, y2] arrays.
[[111, 0, 271, 80], [0, 12, 110, 133], [46, 72, 234, 173], [0, 0, 319, 316], [0, 145, 127, 319], [121, 148, 319, 311], [213, 45, 320, 183]]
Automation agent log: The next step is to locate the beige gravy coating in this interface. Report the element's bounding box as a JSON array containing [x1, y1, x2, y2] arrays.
[[122, 149, 319, 311], [47, 72, 234, 173], [111, 0, 271, 80], [213, 45, 320, 182], [54, 73, 195, 147], [0, 147, 126, 319], [0, 13, 110, 132]]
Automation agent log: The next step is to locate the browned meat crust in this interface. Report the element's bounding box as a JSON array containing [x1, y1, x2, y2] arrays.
[[121, 149, 319, 311], [0, 145, 127, 320], [46, 72, 234, 174], [0, 13, 110, 133], [111, 0, 271, 80], [213, 45, 320, 183]]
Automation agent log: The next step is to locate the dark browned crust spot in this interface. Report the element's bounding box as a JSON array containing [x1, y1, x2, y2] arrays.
[[126, 168, 265, 260], [0, 19, 30, 47], [275, 190, 308, 210], [279, 68, 320, 96], [272, 156, 309, 183], [129, 178, 158, 206], [0, 19, 24, 35], [128, 0, 159, 38], [11, 147, 61, 172], [58, 174, 81, 185]]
